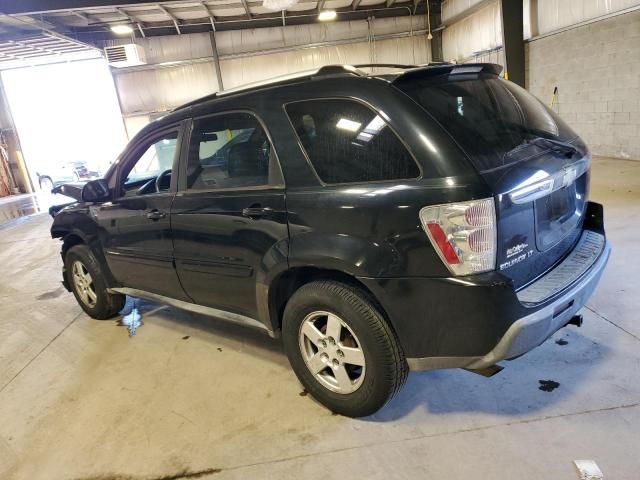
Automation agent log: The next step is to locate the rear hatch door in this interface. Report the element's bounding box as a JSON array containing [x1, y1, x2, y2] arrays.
[[395, 65, 590, 288]]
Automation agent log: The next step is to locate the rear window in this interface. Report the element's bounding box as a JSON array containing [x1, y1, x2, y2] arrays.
[[285, 99, 420, 184], [396, 73, 579, 172]]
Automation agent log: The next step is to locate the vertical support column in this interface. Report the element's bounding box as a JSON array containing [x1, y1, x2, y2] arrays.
[[209, 31, 224, 92], [500, 0, 525, 87], [108, 68, 131, 140], [528, 0, 539, 38], [0, 76, 33, 193], [428, 0, 443, 62]]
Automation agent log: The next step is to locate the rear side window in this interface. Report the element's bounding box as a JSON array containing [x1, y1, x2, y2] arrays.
[[285, 99, 420, 184]]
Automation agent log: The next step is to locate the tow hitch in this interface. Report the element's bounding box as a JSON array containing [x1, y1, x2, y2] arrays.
[[567, 314, 583, 327], [465, 364, 504, 378]]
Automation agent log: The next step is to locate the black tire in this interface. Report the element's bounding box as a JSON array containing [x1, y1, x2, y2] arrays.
[[65, 244, 125, 319], [282, 280, 408, 417]]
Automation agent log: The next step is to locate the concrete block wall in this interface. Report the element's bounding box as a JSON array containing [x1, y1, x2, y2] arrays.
[[526, 10, 640, 160]]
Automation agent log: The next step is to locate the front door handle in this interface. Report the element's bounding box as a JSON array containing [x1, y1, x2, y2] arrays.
[[242, 206, 271, 219], [146, 209, 167, 221]]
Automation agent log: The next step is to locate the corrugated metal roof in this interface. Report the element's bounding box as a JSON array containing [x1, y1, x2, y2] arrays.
[[0, 33, 101, 70]]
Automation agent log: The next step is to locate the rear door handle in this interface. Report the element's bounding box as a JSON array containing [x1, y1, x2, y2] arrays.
[[242, 206, 271, 219], [146, 209, 166, 221]]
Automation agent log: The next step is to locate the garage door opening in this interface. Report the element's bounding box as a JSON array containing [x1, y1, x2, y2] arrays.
[[1, 58, 128, 193]]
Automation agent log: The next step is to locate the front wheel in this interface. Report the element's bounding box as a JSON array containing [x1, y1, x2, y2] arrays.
[[282, 281, 408, 417], [65, 244, 125, 319]]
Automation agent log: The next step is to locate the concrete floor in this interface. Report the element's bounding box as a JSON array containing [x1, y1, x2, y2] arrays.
[[0, 156, 639, 480]]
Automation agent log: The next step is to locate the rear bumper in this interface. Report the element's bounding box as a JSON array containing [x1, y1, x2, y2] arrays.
[[409, 234, 610, 370], [358, 203, 610, 371]]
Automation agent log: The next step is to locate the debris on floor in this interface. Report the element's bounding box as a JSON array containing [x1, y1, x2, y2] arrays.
[[574, 459, 603, 479], [538, 380, 560, 392]]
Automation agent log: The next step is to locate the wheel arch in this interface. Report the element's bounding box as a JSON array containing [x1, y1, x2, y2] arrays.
[[54, 228, 119, 290], [267, 266, 390, 335], [60, 232, 85, 257]]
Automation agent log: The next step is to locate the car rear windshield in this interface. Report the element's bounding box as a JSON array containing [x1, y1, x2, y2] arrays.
[[395, 73, 579, 172]]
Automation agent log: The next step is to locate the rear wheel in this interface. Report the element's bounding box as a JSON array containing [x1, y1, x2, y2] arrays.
[[282, 280, 408, 417], [65, 244, 125, 319]]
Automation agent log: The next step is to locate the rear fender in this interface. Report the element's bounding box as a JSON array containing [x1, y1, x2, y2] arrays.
[[289, 232, 395, 277]]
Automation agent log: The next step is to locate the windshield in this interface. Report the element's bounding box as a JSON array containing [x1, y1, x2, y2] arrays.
[[396, 73, 580, 172]]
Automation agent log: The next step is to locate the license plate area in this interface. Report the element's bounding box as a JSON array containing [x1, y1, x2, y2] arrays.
[[535, 175, 585, 251]]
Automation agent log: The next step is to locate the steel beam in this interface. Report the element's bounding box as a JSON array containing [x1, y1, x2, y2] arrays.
[[500, 0, 525, 87], [428, 0, 443, 62], [240, 0, 253, 19], [200, 2, 217, 30], [115, 7, 146, 38], [157, 5, 181, 34], [209, 30, 224, 91]]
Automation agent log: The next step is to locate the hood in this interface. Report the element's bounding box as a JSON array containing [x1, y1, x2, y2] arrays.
[[51, 182, 85, 202]]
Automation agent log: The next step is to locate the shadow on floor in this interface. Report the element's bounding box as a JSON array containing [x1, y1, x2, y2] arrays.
[[367, 329, 611, 421], [117, 296, 287, 367], [115, 297, 611, 422]]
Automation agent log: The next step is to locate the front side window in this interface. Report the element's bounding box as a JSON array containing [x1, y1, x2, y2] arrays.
[[285, 99, 420, 184], [122, 131, 178, 196], [185, 113, 282, 190]]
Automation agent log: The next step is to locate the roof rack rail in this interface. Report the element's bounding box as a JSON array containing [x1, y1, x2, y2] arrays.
[[217, 64, 364, 96], [173, 64, 364, 111], [353, 63, 418, 69]]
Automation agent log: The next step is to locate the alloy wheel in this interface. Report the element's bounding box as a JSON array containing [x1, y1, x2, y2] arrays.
[[71, 260, 97, 308], [298, 311, 366, 394]]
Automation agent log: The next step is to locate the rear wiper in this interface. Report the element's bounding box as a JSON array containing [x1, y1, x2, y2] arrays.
[[525, 137, 579, 157]]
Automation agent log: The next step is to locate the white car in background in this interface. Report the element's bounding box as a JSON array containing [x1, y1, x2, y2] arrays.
[[37, 161, 99, 191]]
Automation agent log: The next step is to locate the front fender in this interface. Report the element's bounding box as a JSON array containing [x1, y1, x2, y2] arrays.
[[50, 207, 118, 288]]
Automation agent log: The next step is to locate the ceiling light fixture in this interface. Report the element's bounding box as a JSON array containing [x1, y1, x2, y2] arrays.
[[263, 0, 299, 11], [111, 24, 134, 35], [318, 10, 337, 21]]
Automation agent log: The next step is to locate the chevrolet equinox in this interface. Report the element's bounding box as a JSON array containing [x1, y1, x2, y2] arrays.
[[51, 63, 611, 417]]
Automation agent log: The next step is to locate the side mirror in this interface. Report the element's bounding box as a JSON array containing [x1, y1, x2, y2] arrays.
[[82, 179, 111, 203]]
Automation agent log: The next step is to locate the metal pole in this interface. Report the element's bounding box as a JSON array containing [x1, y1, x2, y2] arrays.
[[428, 0, 443, 62], [500, 0, 525, 87], [209, 31, 224, 91]]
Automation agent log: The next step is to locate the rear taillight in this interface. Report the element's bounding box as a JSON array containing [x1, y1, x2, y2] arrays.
[[419, 198, 497, 276]]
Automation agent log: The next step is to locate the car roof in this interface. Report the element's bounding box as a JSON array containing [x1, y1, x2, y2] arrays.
[[170, 62, 502, 113], [139, 62, 502, 138]]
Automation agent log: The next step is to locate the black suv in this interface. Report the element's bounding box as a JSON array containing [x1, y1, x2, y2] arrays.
[[51, 63, 610, 417]]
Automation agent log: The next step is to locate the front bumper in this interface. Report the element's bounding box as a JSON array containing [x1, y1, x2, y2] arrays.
[[359, 203, 610, 371]]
